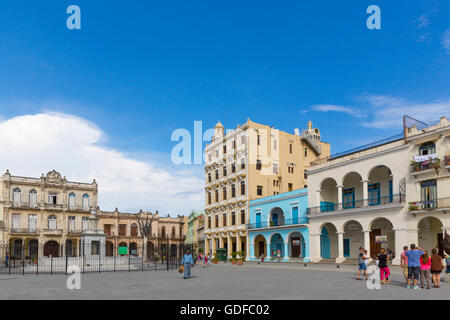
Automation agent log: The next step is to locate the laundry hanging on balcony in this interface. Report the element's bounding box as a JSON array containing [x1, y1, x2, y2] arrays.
[[413, 154, 437, 163]]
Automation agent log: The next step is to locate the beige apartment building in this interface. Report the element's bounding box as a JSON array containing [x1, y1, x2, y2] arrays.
[[204, 119, 330, 258], [0, 169, 187, 260], [0, 170, 98, 258]]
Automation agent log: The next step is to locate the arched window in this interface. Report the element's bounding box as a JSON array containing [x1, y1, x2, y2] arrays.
[[29, 190, 37, 207], [419, 142, 436, 156], [68, 193, 76, 209], [171, 226, 176, 238], [161, 226, 166, 238], [12, 188, 21, 204], [48, 215, 57, 230], [82, 194, 90, 211]]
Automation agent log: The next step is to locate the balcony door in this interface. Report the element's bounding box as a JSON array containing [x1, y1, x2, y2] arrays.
[[28, 214, 37, 232], [421, 180, 437, 209], [343, 188, 355, 209], [368, 183, 381, 206], [292, 207, 298, 224], [255, 213, 261, 228]]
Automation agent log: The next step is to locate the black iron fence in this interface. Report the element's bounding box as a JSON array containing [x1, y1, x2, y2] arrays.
[[0, 242, 195, 275]]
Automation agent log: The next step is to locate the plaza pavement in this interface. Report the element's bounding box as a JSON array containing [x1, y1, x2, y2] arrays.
[[0, 262, 449, 300]]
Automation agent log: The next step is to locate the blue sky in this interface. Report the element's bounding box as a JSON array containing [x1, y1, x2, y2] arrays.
[[0, 1, 449, 214]]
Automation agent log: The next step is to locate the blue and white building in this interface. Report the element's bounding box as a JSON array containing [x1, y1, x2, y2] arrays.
[[247, 189, 310, 262]]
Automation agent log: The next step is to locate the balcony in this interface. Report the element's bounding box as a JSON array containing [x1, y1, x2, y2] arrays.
[[44, 203, 64, 211], [9, 228, 39, 235], [10, 201, 39, 209], [246, 217, 309, 230], [42, 229, 64, 235], [67, 229, 84, 235], [67, 205, 91, 212], [409, 197, 450, 212], [410, 155, 440, 177], [307, 194, 405, 217]]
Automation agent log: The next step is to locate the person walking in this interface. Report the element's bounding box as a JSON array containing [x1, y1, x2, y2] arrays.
[[400, 246, 409, 285], [430, 248, 443, 288], [405, 244, 424, 289], [356, 247, 369, 280], [377, 248, 390, 284], [419, 250, 432, 289], [181, 250, 194, 279]]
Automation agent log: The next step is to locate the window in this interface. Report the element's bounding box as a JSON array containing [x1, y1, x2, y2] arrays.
[[240, 181, 246, 195], [231, 163, 236, 173], [222, 187, 227, 200], [289, 144, 292, 154], [48, 215, 57, 230], [119, 224, 127, 236], [304, 170, 307, 179], [82, 194, 89, 211], [215, 215, 219, 228], [368, 183, 381, 206], [104, 224, 112, 236], [215, 189, 219, 202], [257, 186, 263, 196], [240, 135, 246, 145], [241, 158, 245, 170], [419, 142, 436, 155], [232, 140, 236, 149], [208, 153, 212, 161], [257, 135, 260, 145], [82, 217, 89, 230], [172, 226, 176, 238], [304, 148, 308, 157], [273, 139, 277, 150], [223, 145, 227, 154], [223, 166, 227, 176], [68, 216, 75, 230], [215, 170, 219, 180], [48, 193, 57, 205], [208, 192, 212, 204], [12, 214, 21, 229], [161, 226, 166, 238], [256, 160, 262, 170], [240, 210, 245, 224], [12, 188, 21, 204], [208, 173, 211, 183], [68, 193, 76, 209], [421, 179, 437, 209], [231, 184, 236, 198], [29, 190, 37, 207], [222, 214, 227, 227], [28, 214, 37, 232], [288, 183, 293, 191], [91, 241, 100, 255], [131, 223, 138, 236], [273, 163, 278, 174], [208, 217, 211, 229], [231, 212, 236, 225], [342, 188, 355, 209], [215, 150, 219, 158]]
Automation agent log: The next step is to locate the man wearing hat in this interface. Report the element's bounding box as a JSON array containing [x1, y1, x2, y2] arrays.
[[181, 250, 194, 279]]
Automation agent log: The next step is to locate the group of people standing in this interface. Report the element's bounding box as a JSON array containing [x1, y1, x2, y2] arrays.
[[357, 244, 446, 289]]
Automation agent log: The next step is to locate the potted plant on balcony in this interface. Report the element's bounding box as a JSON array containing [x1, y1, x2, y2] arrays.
[[431, 158, 441, 174], [270, 221, 275, 227], [408, 202, 420, 211], [410, 160, 420, 172], [231, 251, 237, 264], [444, 155, 450, 166]]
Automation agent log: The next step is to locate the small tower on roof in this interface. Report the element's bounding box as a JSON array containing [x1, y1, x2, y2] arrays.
[[214, 121, 225, 139]]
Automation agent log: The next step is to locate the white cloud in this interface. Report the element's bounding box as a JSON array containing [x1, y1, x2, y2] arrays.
[[416, 14, 430, 28], [442, 27, 450, 54], [358, 95, 450, 129], [0, 112, 204, 215], [302, 104, 363, 117]]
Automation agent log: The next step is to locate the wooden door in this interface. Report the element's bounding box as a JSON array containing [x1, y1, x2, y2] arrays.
[[370, 229, 381, 257]]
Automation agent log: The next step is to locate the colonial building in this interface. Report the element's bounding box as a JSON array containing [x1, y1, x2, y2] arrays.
[[0, 169, 98, 258], [204, 119, 329, 258], [306, 116, 450, 265], [247, 189, 310, 262], [97, 209, 186, 259], [0, 169, 187, 260], [185, 209, 204, 252]]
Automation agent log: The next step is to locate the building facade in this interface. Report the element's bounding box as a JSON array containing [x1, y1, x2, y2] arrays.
[[306, 116, 450, 265], [247, 189, 310, 262], [1, 169, 98, 258], [204, 119, 329, 258], [98, 209, 187, 259], [185, 209, 204, 251]]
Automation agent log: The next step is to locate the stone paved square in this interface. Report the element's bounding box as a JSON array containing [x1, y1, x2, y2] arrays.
[[1, 263, 449, 300]]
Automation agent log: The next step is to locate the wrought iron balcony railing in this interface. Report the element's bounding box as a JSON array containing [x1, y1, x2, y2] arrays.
[[409, 197, 450, 211], [307, 194, 405, 215], [246, 217, 309, 230]]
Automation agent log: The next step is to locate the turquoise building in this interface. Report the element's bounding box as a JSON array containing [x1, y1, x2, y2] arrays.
[[247, 189, 310, 262]]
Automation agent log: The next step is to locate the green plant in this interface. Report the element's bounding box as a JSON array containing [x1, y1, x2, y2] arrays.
[[408, 202, 420, 211], [270, 221, 275, 226], [432, 158, 441, 173]]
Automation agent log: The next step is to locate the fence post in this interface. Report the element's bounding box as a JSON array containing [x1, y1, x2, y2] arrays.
[[99, 244, 101, 274], [128, 249, 131, 272], [113, 243, 116, 272], [22, 244, 25, 276], [141, 245, 144, 272], [50, 253, 53, 275], [36, 245, 39, 275], [65, 244, 68, 275], [82, 242, 85, 274]]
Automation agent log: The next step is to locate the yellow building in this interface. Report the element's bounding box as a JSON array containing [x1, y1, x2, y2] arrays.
[[203, 119, 330, 258]]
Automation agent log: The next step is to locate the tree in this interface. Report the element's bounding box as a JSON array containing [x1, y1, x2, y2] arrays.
[[138, 210, 157, 262]]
